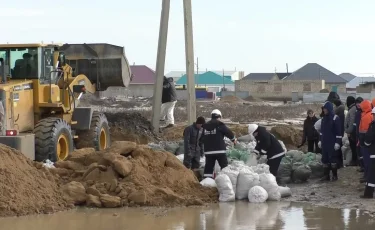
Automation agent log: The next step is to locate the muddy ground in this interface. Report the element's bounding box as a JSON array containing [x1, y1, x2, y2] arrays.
[[78, 95, 375, 214]]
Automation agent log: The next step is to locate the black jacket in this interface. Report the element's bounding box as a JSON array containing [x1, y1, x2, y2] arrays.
[[335, 104, 345, 136], [253, 126, 285, 159], [201, 119, 235, 154], [364, 120, 375, 156], [162, 77, 177, 103], [183, 123, 203, 155], [302, 116, 319, 143]]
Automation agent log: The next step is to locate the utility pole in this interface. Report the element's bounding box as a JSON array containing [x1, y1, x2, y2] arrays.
[[151, 0, 170, 132], [183, 0, 196, 124], [195, 57, 199, 87]]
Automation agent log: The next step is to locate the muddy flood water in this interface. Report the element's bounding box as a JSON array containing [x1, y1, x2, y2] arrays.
[[1, 201, 375, 230]]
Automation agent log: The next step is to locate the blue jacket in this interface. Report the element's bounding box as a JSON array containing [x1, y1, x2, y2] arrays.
[[320, 101, 342, 151]]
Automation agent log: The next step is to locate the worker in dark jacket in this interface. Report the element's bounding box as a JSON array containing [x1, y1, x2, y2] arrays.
[[320, 92, 341, 118], [333, 99, 345, 168], [160, 77, 177, 128], [361, 107, 375, 198], [359, 100, 373, 183], [183, 117, 206, 170], [319, 101, 342, 181], [344, 96, 357, 166], [200, 109, 237, 178], [298, 109, 320, 153], [248, 124, 285, 177], [355, 97, 364, 172]]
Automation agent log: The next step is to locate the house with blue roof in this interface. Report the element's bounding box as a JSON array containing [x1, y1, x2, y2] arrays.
[[176, 71, 234, 91]]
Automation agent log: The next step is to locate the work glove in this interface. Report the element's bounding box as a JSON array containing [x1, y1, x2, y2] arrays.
[[318, 141, 321, 149], [334, 143, 340, 151]]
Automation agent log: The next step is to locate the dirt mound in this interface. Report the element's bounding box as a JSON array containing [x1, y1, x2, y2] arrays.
[[0, 145, 69, 217], [243, 96, 262, 102], [270, 125, 302, 149], [220, 95, 243, 102], [105, 112, 159, 144], [54, 141, 218, 208]]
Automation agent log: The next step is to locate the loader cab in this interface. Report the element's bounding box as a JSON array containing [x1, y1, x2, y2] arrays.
[[0, 44, 62, 84]]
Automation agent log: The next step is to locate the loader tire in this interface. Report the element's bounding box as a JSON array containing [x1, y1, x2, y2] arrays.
[[75, 112, 110, 151], [34, 117, 73, 162]]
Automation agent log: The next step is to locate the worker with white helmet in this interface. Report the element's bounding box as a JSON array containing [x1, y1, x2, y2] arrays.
[[248, 123, 285, 177], [200, 109, 237, 178]]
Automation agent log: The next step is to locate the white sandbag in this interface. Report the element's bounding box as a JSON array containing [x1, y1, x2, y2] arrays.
[[214, 160, 221, 177], [200, 178, 217, 188], [236, 167, 260, 200], [314, 119, 322, 132], [215, 174, 235, 202], [248, 186, 268, 203], [278, 186, 292, 198], [245, 152, 258, 167], [176, 154, 184, 162], [247, 141, 257, 152], [221, 166, 240, 194], [259, 173, 278, 192], [252, 164, 270, 174], [257, 156, 268, 164], [231, 160, 246, 168], [267, 186, 281, 201]]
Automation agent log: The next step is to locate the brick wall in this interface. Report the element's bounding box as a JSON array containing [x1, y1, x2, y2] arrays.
[[235, 79, 326, 99]]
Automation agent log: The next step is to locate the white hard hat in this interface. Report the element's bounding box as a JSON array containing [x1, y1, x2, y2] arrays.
[[248, 124, 258, 135], [211, 109, 222, 117], [372, 107, 375, 114]]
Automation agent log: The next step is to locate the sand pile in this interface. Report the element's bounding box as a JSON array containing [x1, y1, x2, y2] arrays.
[[53, 141, 218, 208], [270, 125, 302, 148], [0, 145, 69, 217], [104, 112, 159, 144], [220, 95, 243, 102]]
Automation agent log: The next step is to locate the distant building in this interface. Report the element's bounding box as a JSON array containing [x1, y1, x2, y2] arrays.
[[243, 72, 292, 81], [176, 71, 235, 92], [284, 63, 347, 93], [166, 70, 244, 83]]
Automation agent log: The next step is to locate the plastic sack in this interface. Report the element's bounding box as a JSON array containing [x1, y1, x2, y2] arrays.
[[227, 148, 249, 163], [175, 140, 185, 155], [277, 161, 293, 184], [286, 150, 304, 162], [246, 152, 258, 167], [341, 145, 352, 165], [237, 134, 253, 143], [176, 154, 184, 162], [257, 155, 268, 164], [248, 186, 268, 203], [234, 142, 248, 151], [259, 173, 278, 192], [236, 167, 260, 200], [308, 161, 324, 178], [164, 142, 180, 154], [314, 119, 322, 132], [231, 160, 246, 168], [315, 154, 322, 162], [302, 152, 317, 164], [214, 160, 221, 177], [267, 186, 281, 201], [148, 143, 164, 151], [247, 141, 257, 152], [200, 178, 217, 188], [221, 166, 240, 194], [252, 164, 270, 174], [43, 159, 55, 169], [292, 165, 312, 182], [278, 186, 292, 198], [215, 174, 235, 202]]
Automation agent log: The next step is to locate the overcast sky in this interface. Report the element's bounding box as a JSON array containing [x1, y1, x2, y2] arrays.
[[2, 0, 375, 76]]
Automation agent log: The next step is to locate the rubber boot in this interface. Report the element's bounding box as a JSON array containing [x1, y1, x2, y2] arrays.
[[320, 166, 330, 181], [358, 159, 365, 172], [331, 164, 338, 181], [360, 186, 374, 199]]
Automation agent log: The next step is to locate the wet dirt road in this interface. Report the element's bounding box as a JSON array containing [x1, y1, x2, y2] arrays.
[[1, 202, 374, 230]]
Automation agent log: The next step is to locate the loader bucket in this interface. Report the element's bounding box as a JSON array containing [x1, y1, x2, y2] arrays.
[[59, 43, 132, 91]]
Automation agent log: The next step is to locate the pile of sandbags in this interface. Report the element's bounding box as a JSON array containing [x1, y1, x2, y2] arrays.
[[213, 162, 291, 203], [277, 150, 323, 184]]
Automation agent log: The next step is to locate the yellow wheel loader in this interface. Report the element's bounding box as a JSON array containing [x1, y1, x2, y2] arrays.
[[0, 43, 132, 162]]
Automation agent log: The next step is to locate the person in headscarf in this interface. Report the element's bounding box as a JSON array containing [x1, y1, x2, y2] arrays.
[[319, 101, 342, 181]]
